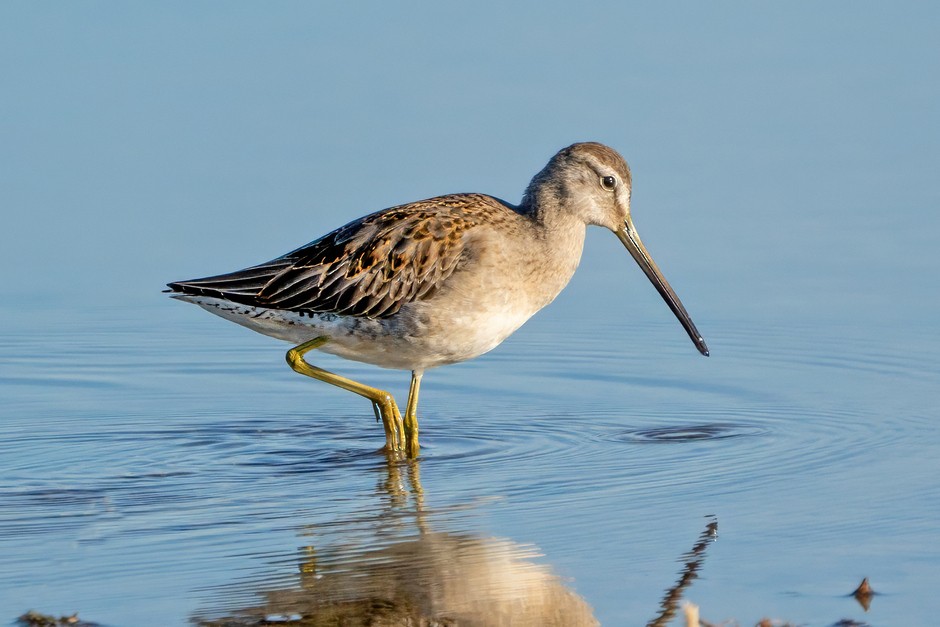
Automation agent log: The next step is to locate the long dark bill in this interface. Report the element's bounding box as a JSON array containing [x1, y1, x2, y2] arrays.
[[616, 219, 709, 356]]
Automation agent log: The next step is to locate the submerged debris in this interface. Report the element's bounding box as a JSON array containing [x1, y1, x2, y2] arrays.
[[684, 576, 876, 626], [16, 611, 99, 627], [852, 577, 874, 611]]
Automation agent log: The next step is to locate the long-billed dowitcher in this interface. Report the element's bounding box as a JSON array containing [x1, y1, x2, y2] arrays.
[[168, 142, 708, 457]]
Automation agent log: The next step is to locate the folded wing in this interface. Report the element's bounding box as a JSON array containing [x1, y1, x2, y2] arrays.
[[167, 195, 500, 319]]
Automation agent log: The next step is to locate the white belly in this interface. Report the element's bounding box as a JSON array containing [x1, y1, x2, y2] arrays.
[[174, 293, 540, 372]]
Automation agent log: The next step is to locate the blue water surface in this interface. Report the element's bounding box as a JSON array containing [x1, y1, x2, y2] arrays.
[[2, 3, 939, 625]]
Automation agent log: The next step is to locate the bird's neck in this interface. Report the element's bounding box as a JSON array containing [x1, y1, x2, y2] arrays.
[[520, 182, 586, 243], [517, 190, 587, 306], [520, 175, 560, 220]]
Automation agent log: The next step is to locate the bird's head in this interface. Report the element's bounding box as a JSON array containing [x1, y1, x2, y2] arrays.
[[524, 142, 709, 357], [524, 142, 633, 231]]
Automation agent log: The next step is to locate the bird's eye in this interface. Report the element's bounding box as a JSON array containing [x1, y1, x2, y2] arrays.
[[601, 176, 616, 191]]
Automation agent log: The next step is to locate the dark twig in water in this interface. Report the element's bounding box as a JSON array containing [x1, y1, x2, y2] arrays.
[[646, 515, 719, 627]]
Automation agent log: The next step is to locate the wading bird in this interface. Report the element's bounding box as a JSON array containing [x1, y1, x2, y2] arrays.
[[168, 142, 708, 457]]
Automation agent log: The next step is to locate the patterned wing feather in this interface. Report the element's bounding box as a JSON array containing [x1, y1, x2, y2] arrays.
[[167, 194, 505, 318]]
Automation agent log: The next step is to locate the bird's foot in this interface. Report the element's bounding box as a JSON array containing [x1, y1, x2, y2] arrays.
[[374, 396, 419, 458], [374, 393, 406, 454]]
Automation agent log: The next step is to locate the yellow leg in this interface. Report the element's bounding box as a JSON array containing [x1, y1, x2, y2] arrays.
[[403, 370, 423, 458], [286, 337, 406, 453]]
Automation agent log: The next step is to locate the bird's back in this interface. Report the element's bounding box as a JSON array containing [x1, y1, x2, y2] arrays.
[[167, 193, 523, 320]]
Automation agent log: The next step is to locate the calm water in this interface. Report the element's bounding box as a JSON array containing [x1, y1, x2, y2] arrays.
[[2, 291, 938, 625], [3, 3, 939, 625]]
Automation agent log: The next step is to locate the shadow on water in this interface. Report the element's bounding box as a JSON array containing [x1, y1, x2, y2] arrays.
[[193, 454, 599, 626]]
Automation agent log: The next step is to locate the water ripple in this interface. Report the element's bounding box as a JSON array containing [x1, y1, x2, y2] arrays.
[[2, 311, 939, 624], [611, 422, 770, 443]]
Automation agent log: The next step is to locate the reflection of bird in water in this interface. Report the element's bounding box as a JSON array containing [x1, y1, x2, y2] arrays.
[[168, 142, 708, 457], [286, 532, 598, 626], [195, 456, 598, 627]]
